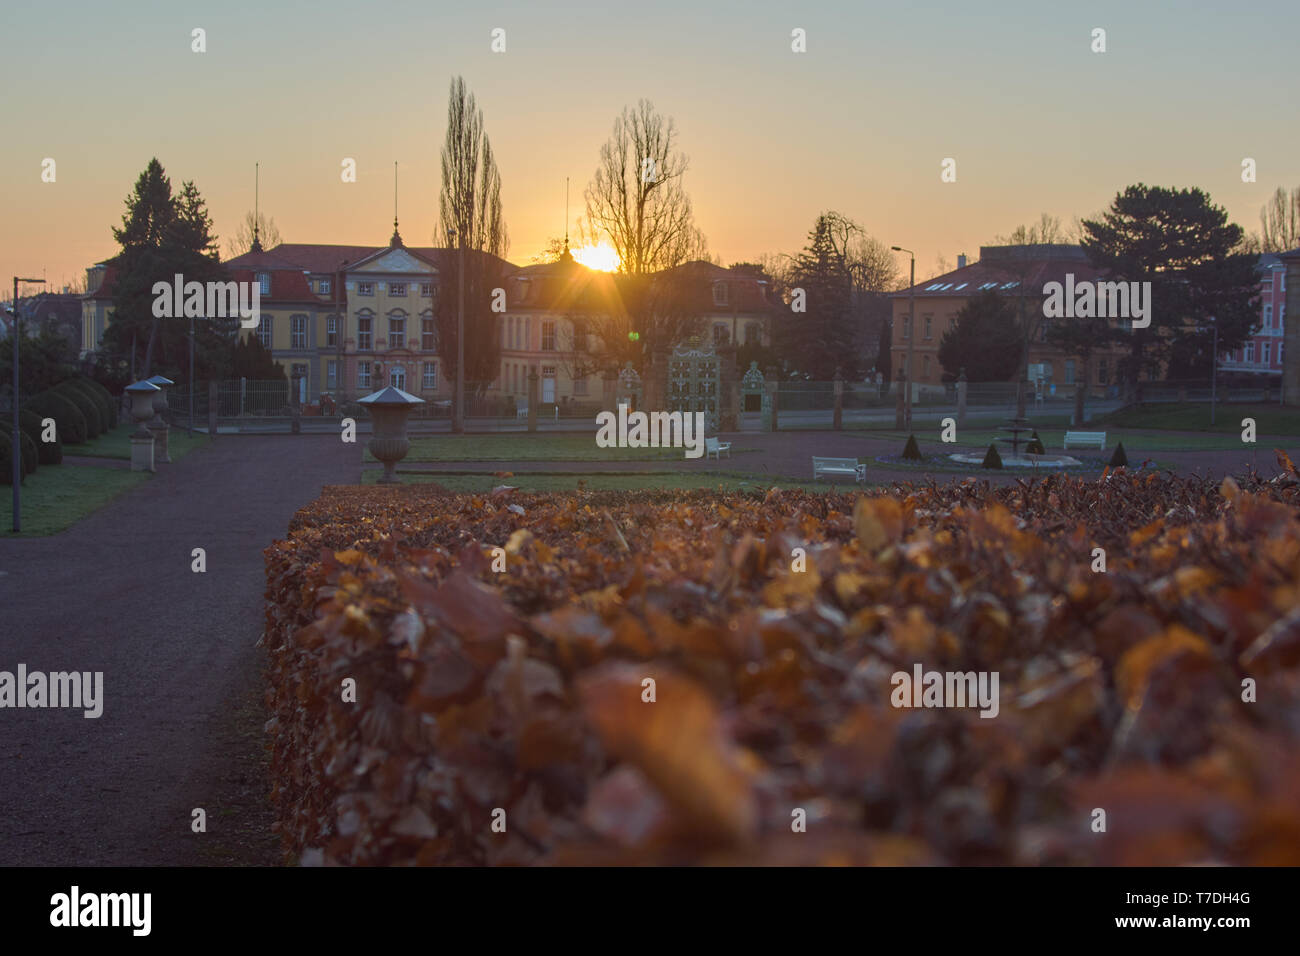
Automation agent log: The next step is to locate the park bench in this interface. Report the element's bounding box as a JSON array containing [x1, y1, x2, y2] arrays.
[[1063, 431, 1106, 450], [705, 437, 731, 459], [812, 456, 866, 483]]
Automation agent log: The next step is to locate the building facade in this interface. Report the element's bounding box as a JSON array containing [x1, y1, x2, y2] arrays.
[[1219, 253, 1286, 377]]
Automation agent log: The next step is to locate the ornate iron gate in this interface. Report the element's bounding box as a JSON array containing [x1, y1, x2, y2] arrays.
[[667, 341, 720, 431]]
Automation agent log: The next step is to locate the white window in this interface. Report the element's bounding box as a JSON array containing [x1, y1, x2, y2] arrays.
[[542, 320, 556, 351], [358, 281, 374, 296], [420, 283, 432, 297], [421, 316, 436, 351], [713, 282, 729, 306], [1246, 341, 1255, 363], [390, 366, 405, 389], [256, 315, 271, 349], [320, 278, 331, 295], [1264, 304, 1272, 329], [573, 375, 588, 396], [326, 315, 338, 347], [924, 316, 932, 340], [357, 315, 372, 351], [257, 273, 271, 295], [1263, 342, 1271, 365], [357, 361, 371, 388], [388, 316, 405, 349], [291, 315, 307, 349], [326, 359, 338, 387], [389, 282, 407, 297], [423, 361, 437, 389], [1064, 360, 1075, 384], [745, 322, 760, 345]]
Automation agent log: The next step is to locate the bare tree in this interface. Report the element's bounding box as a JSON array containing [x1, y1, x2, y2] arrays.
[[1259, 186, 1300, 253], [224, 211, 281, 259], [584, 99, 706, 277], [436, 76, 508, 426]]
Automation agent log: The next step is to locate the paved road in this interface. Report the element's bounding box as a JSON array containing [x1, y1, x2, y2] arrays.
[[0, 435, 359, 865]]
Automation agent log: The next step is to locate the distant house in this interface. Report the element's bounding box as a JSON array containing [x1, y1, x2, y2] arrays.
[[2, 292, 81, 351], [889, 244, 1130, 393], [1219, 254, 1286, 377]]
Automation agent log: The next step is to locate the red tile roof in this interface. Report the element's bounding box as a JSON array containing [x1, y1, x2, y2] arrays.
[[892, 246, 1104, 299]]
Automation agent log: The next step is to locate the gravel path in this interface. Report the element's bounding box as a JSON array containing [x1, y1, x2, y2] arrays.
[[0, 434, 359, 865]]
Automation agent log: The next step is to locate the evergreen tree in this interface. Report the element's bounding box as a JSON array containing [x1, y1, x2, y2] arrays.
[[1082, 184, 1258, 390], [937, 291, 1021, 382], [780, 214, 856, 379]]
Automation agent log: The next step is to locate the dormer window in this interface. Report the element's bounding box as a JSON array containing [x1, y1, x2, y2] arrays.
[[712, 282, 729, 307], [319, 278, 331, 295], [257, 273, 271, 295]]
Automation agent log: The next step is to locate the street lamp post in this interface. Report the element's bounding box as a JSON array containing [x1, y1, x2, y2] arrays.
[[448, 226, 465, 434], [891, 247, 915, 428], [11, 276, 45, 533]]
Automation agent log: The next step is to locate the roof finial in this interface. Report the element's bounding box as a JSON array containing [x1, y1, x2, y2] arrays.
[[390, 161, 403, 247], [251, 162, 263, 253]]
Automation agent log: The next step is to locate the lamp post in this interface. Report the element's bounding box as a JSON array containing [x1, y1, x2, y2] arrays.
[[890, 247, 915, 427], [11, 276, 45, 533], [447, 226, 465, 434]]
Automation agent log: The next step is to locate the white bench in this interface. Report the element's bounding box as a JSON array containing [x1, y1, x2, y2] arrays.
[[812, 456, 866, 483], [705, 437, 731, 459], [1063, 431, 1106, 450]]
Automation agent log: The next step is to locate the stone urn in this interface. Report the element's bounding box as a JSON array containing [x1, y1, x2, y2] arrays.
[[146, 374, 175, 463], [125, 379, 160, 472], [358, 385, 425, 484]]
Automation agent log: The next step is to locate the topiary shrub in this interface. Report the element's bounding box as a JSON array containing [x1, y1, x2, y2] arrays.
[[54, 381, 105, 437], [77, 377, 118, 427], [1025, 438, 1045, 455], [902, 434, 923, 460], [18, 409, 62, 465], [26, 390, 88, 445], [982, 443, 1003, 470], [1109, 442, 1128, 468], [63, 378, 116, 432], [0, 422, 38, 478]]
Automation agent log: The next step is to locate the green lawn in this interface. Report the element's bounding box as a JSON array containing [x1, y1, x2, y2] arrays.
[[72, 423, 210, 461], [1, 465, 150, 536], [873, 425, 1260, 453], [380, 433, 756, 462], [1094, 403, 1300, 437], [362, 470, 845, 493]]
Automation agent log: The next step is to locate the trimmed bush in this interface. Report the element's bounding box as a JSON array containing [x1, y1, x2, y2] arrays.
[[0, 422, 38, 479], [26, 390, 88, 445], [982, 443, 1003, 469], [902, 434, 923, 460], [1025, 438, 1045, 455], [77, 377, 118, 427], [63, 378, 116, 432], [18, 409, 61, 465], [1109, 442, 1129, 468], [54, 381, 105, 437]]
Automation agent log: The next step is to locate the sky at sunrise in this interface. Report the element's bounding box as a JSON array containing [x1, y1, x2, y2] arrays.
[[3, 0, 1298, 290]]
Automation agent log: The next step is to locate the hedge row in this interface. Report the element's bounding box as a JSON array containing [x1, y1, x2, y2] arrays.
[[264, 465, 1300, 866], [0, 423, 38, 483], [21, 376, 120, 449]]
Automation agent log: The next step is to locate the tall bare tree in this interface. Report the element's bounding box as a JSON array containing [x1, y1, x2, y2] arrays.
[[436, 76, 508, 427], [224, 211, 281, 259], [1259, 186, 1300, 253]]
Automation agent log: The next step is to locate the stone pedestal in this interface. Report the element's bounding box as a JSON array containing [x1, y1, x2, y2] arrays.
[[764, 374, 779, 432], [359, 386, 424, 483], [131, 433, 155, 473], [148, 421, 171, 463]]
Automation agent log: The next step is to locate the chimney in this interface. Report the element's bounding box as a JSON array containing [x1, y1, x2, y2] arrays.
[[957, 253, 968, 269]]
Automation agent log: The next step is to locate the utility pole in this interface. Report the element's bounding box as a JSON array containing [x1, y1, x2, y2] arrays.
[[891, 247, 916, 428], [11, 276, 45, 533]]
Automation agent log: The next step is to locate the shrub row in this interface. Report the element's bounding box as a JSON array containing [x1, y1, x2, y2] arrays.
[[264, 465, 1300, 866], [22, 376, 120, 448]]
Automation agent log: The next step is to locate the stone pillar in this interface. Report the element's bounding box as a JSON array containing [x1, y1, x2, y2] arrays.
[[1284, 249, 1300, 406], [207, 380, 218, 437], [125, 380, 159, 473], [832, 369, 843, 431], [527, 369, 538, 433], [956, 368, 968, 428], [764, 367, 779, 432]]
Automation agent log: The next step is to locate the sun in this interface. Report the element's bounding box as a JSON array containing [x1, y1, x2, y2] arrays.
[[570, 242, 621, 272]]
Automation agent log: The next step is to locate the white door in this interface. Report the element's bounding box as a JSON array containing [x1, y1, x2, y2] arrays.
[[542, 376, 555, 403]]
